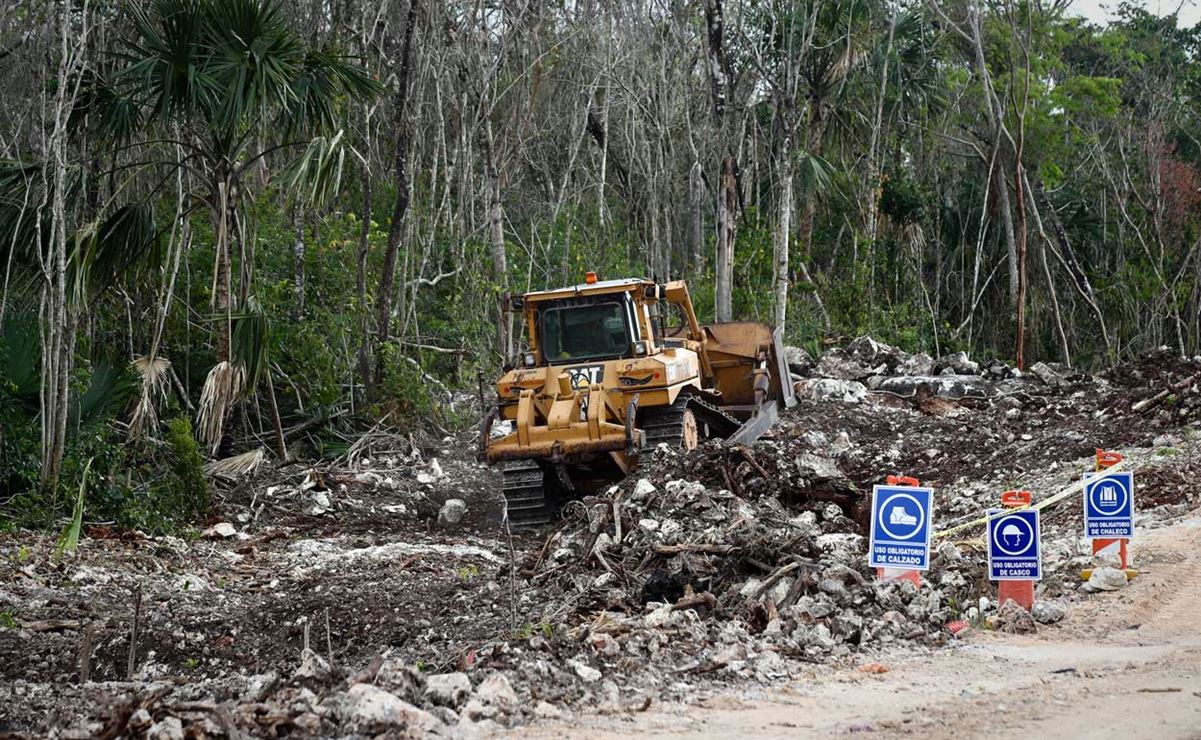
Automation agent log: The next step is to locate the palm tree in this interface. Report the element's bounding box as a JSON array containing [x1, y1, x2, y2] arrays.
[[77, 0, 380, 450], [1, 0, 379, 477], [795, 0, 875, 265]]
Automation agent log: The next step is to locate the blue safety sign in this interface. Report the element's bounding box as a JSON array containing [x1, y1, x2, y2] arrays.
[[987, 508, 1041, 580], [1083, 471, 1134, 539], [868, 485, 934, 570]]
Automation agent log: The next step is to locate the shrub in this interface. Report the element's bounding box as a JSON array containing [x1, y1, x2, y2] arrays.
[[165, 417, 210, 522]]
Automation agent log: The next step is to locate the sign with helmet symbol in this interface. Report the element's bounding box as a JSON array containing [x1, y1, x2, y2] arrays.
[[987, 508, 1041, 580]]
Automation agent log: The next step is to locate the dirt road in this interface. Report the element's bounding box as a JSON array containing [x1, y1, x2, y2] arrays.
[[516, 508, 1201, 739]]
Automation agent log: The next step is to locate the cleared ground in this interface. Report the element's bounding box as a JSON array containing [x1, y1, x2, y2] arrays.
[[517, 509, 1201, 739]]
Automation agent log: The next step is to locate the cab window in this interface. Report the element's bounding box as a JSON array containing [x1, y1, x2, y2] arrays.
[[540, 300, 633, 363]]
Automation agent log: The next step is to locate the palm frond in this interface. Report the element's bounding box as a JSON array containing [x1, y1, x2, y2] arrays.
[[72, 361, 137, 427], [795, 150, 840, 199], [115, 0, 215, 128], [70, 203, 161, 304], [129, 355, 174, 437], [0, 161, 54, 270], [230, 295, 270, 388], [55, 457, 91, 559], [202, 0, 303, 137], [204, 447, 265, 479], [196, 360, 244, 453], [277, 49, 383, 134], [278, 130, 345, 207]]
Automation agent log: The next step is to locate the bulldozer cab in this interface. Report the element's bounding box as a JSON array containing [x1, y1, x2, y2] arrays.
[[514, 277, 658, 368], [537, 294, 638, 364]]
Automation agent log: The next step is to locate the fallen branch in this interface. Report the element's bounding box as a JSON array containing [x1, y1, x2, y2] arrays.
[[750, 561, 801, 600], [79, 622, 95, 684], [399, 340, 469, 355], [126, 585, 142, 680], [21, 618, 81, 632], [1132, 372, 1199, 413], [672, 591, 717, 612], [234, 529, 289, 554], [736, 444, 771, 480], [653, 543, 736, 556], [348, 654, 385, 686]]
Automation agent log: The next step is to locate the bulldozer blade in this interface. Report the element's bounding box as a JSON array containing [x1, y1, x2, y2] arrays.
[[727, 400, 779, 446]]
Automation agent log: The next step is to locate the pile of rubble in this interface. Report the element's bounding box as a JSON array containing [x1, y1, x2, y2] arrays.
[[790, 336, 1201, 421], [491, 459, 972, 688], [786, 335, 1087, 404], [62, 655, 538, 738]]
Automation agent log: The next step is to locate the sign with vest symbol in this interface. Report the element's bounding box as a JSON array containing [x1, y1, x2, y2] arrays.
[[1083, 471, 1134, 539], [868, 485, 933, 570], [987, 508, 1041, 580]]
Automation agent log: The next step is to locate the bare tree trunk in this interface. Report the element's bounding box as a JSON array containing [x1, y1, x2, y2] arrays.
[[291, 206, 306, 319], [373, 0, 419, 385], [703, 0, 727, 120], [1013, 160, 1028, 368], [689, 160, 705, 271], [773, 151, 792, 330], [39, 2, 87, 496], [1011, 4, 1033, 368], [1031, 178, 1108, 358], [967, 6, 1019, 308], [864, 15, 895, 245], [212, 178, 233, 362], [797, 102, 828, 264], [356, 160, 372, 391], [1028, 182, 1071, 365], [264, 371, 287, 461], [715, 156, 737, 322], [484, 122, 511, 361], [705, 0, 735, 322]]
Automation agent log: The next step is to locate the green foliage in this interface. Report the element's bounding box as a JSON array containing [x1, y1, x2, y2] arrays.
[[93, 0, 381, 142], [230, 296, 270, 389], [54, 459, 90, 559], [164, 417, 210, 522], [3, 0, 1201, 537], [0, 315, 40, 411], [0, 319, 42, 509], [517, 621, 554, 640], [73, 362, 137, 428], [1053, 75, 1123, 118], [377, 344, 435, 422], [879, 171, 925, 226]]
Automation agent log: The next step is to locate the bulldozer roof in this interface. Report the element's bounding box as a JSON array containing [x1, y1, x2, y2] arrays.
[[522, 277, 651, 302]]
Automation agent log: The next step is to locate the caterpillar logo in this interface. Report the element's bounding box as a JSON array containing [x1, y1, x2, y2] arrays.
[[567, 364, 604, 418]]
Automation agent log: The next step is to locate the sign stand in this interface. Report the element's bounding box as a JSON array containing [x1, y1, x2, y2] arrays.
[[996, 490, 1036, 610], [1084, 449, 1137, 581], [872, 475, 926, 587]]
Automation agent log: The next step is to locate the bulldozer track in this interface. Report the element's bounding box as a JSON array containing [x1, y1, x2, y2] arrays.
[[501, 460, 554, 527], [639, 395, 741, 449]]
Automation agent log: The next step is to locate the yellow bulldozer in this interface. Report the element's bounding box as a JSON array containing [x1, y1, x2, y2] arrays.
[[480, 273, 795, 525]]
